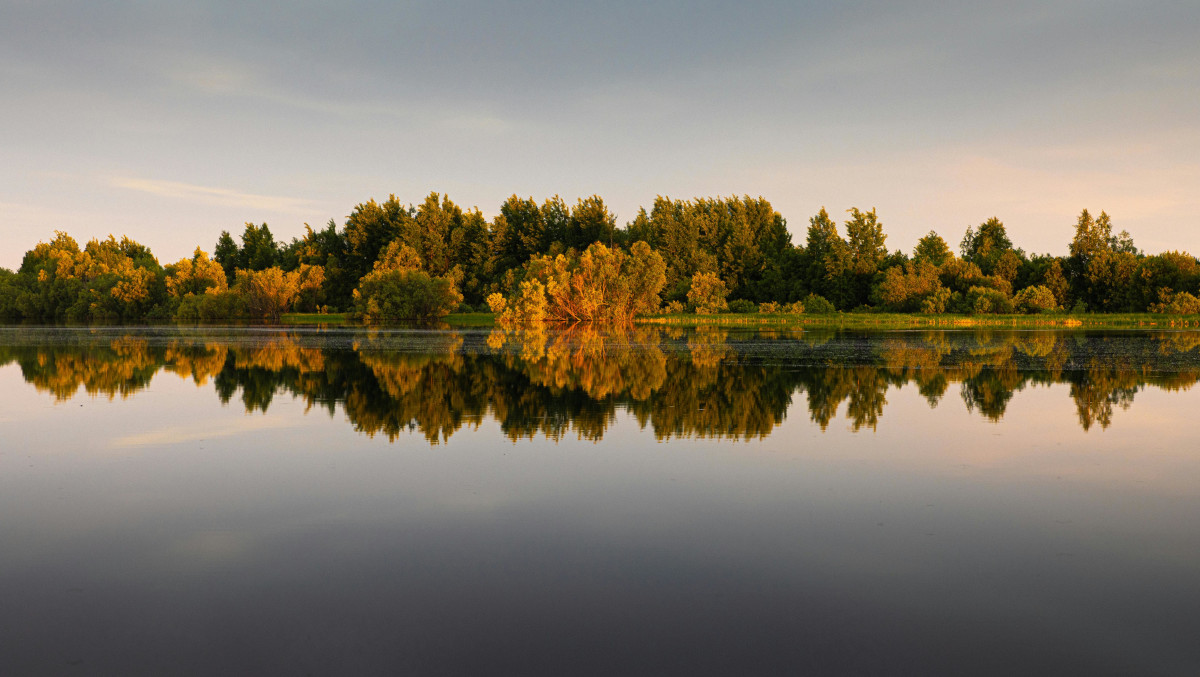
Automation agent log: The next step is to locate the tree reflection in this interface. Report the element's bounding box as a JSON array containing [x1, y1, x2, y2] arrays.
[[5, 327, 1200, 441]]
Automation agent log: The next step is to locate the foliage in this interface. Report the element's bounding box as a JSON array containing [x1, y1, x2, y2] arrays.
[[1150, 290, 1200, 314], [803, 294, 834, 314], [175, 289, 248, 320], [500, 242, 666, 324], [877, 260, 943, 312], [759, 301, 779, 314], [486, 293, 507, 314], [960, 217, 1015, 276], [913, 231, 952, 267], [499, 279, 548, 324], [728, 299, 757, 313], [966, 286, 1014, 314], [688, 271, 729, 314], [352, 240, 462, 322], [165, 248, 227, 298], [1013, 285, 1059, 313], [236, 267, 302, 320], [13, 232, 165, 321], [11, 196, 1200, 323], [354, 269, 462, 323]]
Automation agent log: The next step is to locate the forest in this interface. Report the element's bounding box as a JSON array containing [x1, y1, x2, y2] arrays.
[[2, 191, 1199, 322]]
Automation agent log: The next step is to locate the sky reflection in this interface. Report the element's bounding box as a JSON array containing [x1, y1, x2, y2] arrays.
[[1, 327, 1198, 674]]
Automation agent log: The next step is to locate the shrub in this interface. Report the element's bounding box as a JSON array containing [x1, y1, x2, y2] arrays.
[[920, 288, 951, 314], [758, 301, 779, 314], [966, 286, 1014, 314], [1151, 290, 1200, 314], [728, 299, 757, 313], [786, 300, 805, 314], [174, 289, 248, 320], [354, 269, 462, 322], [486, 292, 507, 314], [664, 300, 686, 314], [498, 278, 548, 324], [687, 272, 728, 314], [1013, 285, 1058, 314], [802, 294, 834, 314], [235, 267, 300, 320]]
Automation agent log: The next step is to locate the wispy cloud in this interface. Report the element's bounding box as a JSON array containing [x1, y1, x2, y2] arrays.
[[111, 177, 322, 214], [110, 414, 298, 448]]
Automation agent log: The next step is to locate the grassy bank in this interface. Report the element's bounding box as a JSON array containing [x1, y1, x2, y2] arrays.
[[280, 313, 349, 324], [276, 311, 1200, 330], [638, 312, 1200, 329]]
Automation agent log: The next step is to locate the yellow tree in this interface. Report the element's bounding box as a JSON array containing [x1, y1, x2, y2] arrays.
[[165, 248, 228, 298], [687, 271, 728, 314], [236, 267, 301, 320]]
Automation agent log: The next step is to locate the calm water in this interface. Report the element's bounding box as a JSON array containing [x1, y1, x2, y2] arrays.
[[1, 325, 1198, 675]]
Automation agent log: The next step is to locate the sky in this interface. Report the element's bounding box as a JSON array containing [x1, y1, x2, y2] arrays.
[[2, 0, 1199, 270]]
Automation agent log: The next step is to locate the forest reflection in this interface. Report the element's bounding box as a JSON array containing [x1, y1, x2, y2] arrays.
[[3, 326, 1200, 441]]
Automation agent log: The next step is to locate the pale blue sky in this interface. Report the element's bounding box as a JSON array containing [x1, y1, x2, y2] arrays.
[[3, 1, 1198, 269]]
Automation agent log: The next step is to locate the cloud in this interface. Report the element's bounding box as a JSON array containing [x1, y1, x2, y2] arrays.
[[111, 177, 323, 214], [110, 415, 299, 448]]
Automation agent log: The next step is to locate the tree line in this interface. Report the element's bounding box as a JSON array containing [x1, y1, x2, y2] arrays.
[[3, 191, 1200, 322]]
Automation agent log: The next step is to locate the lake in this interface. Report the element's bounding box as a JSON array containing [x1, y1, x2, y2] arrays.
[[1, 324, 1198, 675]]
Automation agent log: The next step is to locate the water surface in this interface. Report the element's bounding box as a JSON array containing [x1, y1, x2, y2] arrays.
[[1, 325, 1197, 675]]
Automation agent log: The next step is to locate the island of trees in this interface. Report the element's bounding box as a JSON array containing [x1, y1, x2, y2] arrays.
[[2, 191, 1199, 322]]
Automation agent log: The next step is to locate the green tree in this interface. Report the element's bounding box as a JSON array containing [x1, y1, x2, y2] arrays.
[[913, 231, 951, 267], [352, 241, 462, 322], [960, 217, 1014, 276], [238, 222, 278, 271], [568, 195, 617, 250], [343, 195, 414, 286], [803, 208, 852, 308], [213, 230, 239, 285], [491, 195, 548, 275]]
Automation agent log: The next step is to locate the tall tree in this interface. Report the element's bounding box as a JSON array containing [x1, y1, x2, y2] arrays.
[[490, 195, 547, 276], [343, 195, 414, 286], [804, 208, 852, 308], [844, 208, 887, 275], [913, 231, 952, 267], [213, 231, 238, 283], [568, 195, 617, 250], [238, 222, 278, 271], [960, 217, 1014, 276]]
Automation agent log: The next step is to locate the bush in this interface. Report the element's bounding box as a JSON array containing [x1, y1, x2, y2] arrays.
[[354, 269, 462, 322], [1013, 285, 1058, 314], [920, 288, 951, 314], [664, 300, 685, 314], [486, 292, 507, 314], [966, 286, 1014, 314], [803, 294, 834, 314], [1151, 290, 1200, 314], [687, 272, 728, 314], [498, 278, 548, 324], [758, 301, 779, 314], [174, 289, 248, 320], [728, 299, 757, 313], [786, 300, 805, 314]]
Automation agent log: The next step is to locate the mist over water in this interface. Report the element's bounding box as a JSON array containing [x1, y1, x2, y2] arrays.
[[1, 325, 1198, 675]]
